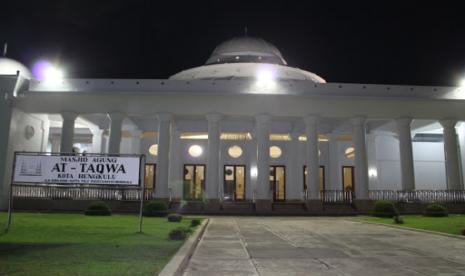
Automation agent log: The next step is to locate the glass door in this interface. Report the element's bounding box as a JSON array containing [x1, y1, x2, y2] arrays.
[[144, 164, 156, 198], [342, 166, 355, 192], [183, 164, 206, 200], [224, 165, 246, 201], [270, 165, 286, 201]]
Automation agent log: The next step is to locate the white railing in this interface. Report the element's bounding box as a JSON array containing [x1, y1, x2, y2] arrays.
[[369, 190, 465, 203], [13, 184, 154, 201]]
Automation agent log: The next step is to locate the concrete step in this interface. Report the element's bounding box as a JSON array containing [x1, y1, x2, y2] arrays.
[[272, 202, 307, 213], [222, 202, 254, 213], [179, 201, 204, 214], [322, 204, 358, 215]]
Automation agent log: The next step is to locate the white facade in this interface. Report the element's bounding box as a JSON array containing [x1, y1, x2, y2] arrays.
[[1, 37, 465, 209]]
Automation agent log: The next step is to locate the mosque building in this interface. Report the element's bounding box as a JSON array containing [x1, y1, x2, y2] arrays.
[[1, 37, 464, 213]]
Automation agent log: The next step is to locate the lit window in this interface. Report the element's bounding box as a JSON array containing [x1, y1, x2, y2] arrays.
[[149, 144, 158, 156], [188, 145, 203, 157], [228, 145, 243, 158], [345, 147, 355, 160], [270, 146, 282, 158]]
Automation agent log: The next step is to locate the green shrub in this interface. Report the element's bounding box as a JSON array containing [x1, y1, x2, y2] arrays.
[[190, 219, 201, 227], [167, 213, 182, 222], [393, 215, 404, 224], [168, 227, 191, 240], [373, 200, 398, 218], [84, 201, 112, 216], [143, 200, 168, 217], [423, 203, 448, 217]]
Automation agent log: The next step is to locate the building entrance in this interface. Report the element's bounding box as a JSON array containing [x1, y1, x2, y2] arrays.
[[342, 166, 355, 192], [270, 165, 286, 201], [183, 164, 205, 200], [144, 164, 156, 197], [223, 165, 246, 201]]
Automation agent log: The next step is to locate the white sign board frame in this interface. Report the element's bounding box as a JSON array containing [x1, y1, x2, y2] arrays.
[[12, 153, 142, 186]]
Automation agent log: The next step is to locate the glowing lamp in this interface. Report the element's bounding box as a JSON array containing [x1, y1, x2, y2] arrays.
[[32, 60, 65, 84]]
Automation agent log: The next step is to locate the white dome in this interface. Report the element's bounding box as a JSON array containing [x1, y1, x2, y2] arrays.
[[170, 36, 325, 83], [206, 36, 287, 65], [0, 58, 32, 79], [170, 62, 326, 83]]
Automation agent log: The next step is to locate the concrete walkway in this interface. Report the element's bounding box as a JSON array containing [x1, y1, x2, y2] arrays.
[[182, 217, 465, 276]]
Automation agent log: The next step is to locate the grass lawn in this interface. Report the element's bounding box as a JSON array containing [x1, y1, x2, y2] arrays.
[[0, 212, 200, 275], [361, 214, 465, 236]]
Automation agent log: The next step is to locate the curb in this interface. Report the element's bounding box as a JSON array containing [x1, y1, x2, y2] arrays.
[[158, 218, 210, 276], [351, 218, 465, 240]]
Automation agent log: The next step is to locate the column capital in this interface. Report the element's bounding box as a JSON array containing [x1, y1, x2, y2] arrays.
[[157, 112, 173, 122], [90, 128, 104, 136], [60, 111, 78, 121], [395, 117, 413, 127], [350, 116, 366, 126], [255, 113, 271, 124], [107, 112, 126, 122], [206, 112, 223, 123], [440, 119, 457, 129], [303, 115, 319, 126]]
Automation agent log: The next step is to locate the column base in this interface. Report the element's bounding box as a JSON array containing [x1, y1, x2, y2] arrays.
[[204, 199, 221, 213], [353, 199, 374, 215], [254, 199, 272, 213], [305, 200, 323, 213]]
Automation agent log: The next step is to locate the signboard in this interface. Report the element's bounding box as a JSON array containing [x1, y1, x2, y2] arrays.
[[12, 153, 141, 186]]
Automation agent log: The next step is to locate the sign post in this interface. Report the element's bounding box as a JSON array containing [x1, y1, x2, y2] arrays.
[[138, 155, 146, 233], [6, 152, 144, 232]]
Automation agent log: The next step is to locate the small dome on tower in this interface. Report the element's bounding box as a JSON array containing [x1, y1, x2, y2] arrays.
[[0, 57, 32, 79]]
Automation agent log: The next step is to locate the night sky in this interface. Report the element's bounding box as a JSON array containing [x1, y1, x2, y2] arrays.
[[1, 1, 465, 86]]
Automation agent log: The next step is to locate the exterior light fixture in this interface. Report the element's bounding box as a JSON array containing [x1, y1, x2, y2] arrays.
[[250, 165, 258, 178], [368, 168, 378, 178], [149, 144, 158, 156], [32, 60, 65, 84], [255, 65, 276, 90], [188, 145, 203, 157]]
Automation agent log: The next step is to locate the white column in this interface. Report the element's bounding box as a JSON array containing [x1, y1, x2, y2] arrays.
[[328, 133, 339, 190], [91, 129, 104, 154], [107, 112, 125, 154], [287, 131, 302, 200], [304, 115, 320, 200], [206, 113, 222, 200], [168, 128, 182, 199], [255, 114, 271, 200], [396, 118, 415, 191], [60, 111, 78, 153], [351, 116, 369, 199], [130, 130, 142, 154], [0, 96, 15, 210], [155, 113, 172, 199], [440, 119, 462, 190]]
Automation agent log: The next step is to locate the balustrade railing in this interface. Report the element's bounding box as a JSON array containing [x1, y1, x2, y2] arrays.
[[320, 190, 353, 204], [13, 184, 155, 201], [12, 185, 465, 204], [369, 190, 465, 203]]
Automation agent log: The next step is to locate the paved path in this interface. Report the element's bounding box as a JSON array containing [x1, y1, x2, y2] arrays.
[[183, 217, 465, 276]]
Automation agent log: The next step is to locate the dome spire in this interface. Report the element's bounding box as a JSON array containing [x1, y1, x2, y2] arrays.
[[2, 43, 7, 57], [244, 26, 248, 36]]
